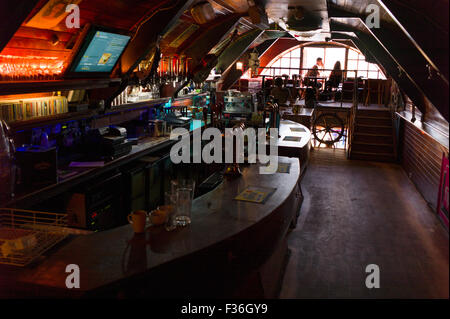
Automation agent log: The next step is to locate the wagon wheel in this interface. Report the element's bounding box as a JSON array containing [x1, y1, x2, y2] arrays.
[[312, 113, 345, 146]]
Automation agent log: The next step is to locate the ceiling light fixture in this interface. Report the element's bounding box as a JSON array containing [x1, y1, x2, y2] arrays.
[[290, 6, 305, 21]]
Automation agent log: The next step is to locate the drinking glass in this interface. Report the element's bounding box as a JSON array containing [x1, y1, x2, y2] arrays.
[[170, 180, 178, 195], [174, 187, 193, 226], [177, 179, 196, 200], [164, 191, 177, 231]]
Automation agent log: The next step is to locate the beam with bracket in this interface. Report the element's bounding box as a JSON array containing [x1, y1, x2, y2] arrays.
[[378, 0, 448, 83], [216, 28, 265, 75], [119, 0, 195, 78], [208, 0, 269, 30], [328, 2, 449, 121], [181, 14, 242, 72], [330, 20, 430, 117], [219, 39, 277, 91], [218, 30, 289, 91], [104, 1, 195, 107]]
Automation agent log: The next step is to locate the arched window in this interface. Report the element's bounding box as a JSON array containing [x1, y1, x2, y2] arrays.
[[261, 47, 301, 77], [346, 48, 386, 79], [260, 43, 386, 80]]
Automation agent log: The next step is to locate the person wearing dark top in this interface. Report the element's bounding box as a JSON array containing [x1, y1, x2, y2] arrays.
[[326, 61, 343, 92], [270, 77, 291, 106], [304, 57, 324, 88]]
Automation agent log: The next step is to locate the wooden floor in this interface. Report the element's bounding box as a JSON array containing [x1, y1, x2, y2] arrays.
[[280, 148, 449, 299]]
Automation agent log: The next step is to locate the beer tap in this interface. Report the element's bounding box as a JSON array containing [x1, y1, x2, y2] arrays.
[[175, 56, 180, 83], [263, 96, 280, 137], [224, 122, 247, 178]]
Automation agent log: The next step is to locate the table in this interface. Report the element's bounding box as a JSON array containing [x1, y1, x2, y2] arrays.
[[304, 76, 327, 90]]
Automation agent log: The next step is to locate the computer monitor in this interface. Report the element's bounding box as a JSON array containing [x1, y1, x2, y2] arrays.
[[67, 26, 131, 77]]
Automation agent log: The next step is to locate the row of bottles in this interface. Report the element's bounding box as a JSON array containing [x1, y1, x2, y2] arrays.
[[139, 55, 193, 86]]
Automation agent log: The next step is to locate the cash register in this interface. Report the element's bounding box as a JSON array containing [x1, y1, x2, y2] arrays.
[[85, 126, 133, 160]]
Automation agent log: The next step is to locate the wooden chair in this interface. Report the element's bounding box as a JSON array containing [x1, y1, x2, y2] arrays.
[[365, 79, 384, 105], [341, 78, 364, 103]]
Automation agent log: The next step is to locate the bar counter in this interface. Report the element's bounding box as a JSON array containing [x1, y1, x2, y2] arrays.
[[1, 157, 302, 298], [2, 135, 175, 209]]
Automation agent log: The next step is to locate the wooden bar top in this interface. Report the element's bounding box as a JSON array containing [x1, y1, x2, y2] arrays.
[[1, 157, 300, 297]]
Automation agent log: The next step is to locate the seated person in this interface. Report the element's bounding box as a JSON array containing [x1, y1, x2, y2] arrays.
[[303, 57, 324, 88], [270, 77, 291, 106], [326, 61, 343, 92]]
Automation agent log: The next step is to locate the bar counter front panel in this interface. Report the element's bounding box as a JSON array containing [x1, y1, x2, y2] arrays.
[[1, 157, 302, 298]]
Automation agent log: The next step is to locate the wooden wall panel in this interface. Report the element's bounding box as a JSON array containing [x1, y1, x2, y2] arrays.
[[400, 119, 449, 211], [14, 27, 74, 42]]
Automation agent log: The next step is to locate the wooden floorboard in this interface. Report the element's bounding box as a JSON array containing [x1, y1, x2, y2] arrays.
[[280, 148, 449, 299]]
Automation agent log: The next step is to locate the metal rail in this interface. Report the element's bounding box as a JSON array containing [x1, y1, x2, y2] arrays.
[[255, 66, 384, 80]]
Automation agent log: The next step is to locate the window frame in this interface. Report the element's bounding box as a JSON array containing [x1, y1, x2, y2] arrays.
[[261, 43, 386, 80]]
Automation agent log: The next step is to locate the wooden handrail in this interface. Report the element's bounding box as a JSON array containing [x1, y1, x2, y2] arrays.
[[347, 77, 360, 158]]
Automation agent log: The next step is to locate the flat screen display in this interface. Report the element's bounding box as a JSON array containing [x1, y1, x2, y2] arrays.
[[72, 31, 130, 73]]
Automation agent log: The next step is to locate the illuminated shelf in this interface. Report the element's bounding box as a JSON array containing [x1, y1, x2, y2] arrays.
[[0, 78, 122, 96], [6, 92, 209, 133], [8, 110, 96, 132]]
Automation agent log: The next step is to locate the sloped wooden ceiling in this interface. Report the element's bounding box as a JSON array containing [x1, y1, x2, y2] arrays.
[[384, 0, 448, 81], [0, 0, 448, 124], [0, 0, 186, 78], [326, 0, 449, 123], [329, 0, 448, 81], [0, 0, 41, 54], [0, 0, 265, 81]]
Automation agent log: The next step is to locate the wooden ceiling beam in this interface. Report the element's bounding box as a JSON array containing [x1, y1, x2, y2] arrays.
[[209, 0, 269, 29], [102, 1, 196, 107], [181, 14, 242, 70], [0, 0, 41, 53], [216, 28, 265, 74], [217, 29, 288, 91], [118, 0, 196, 77], [328, 2, 449, 121], [219, 37, 279, 91], [330, 19, 431, 118], [379, 0, 449, 82]]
